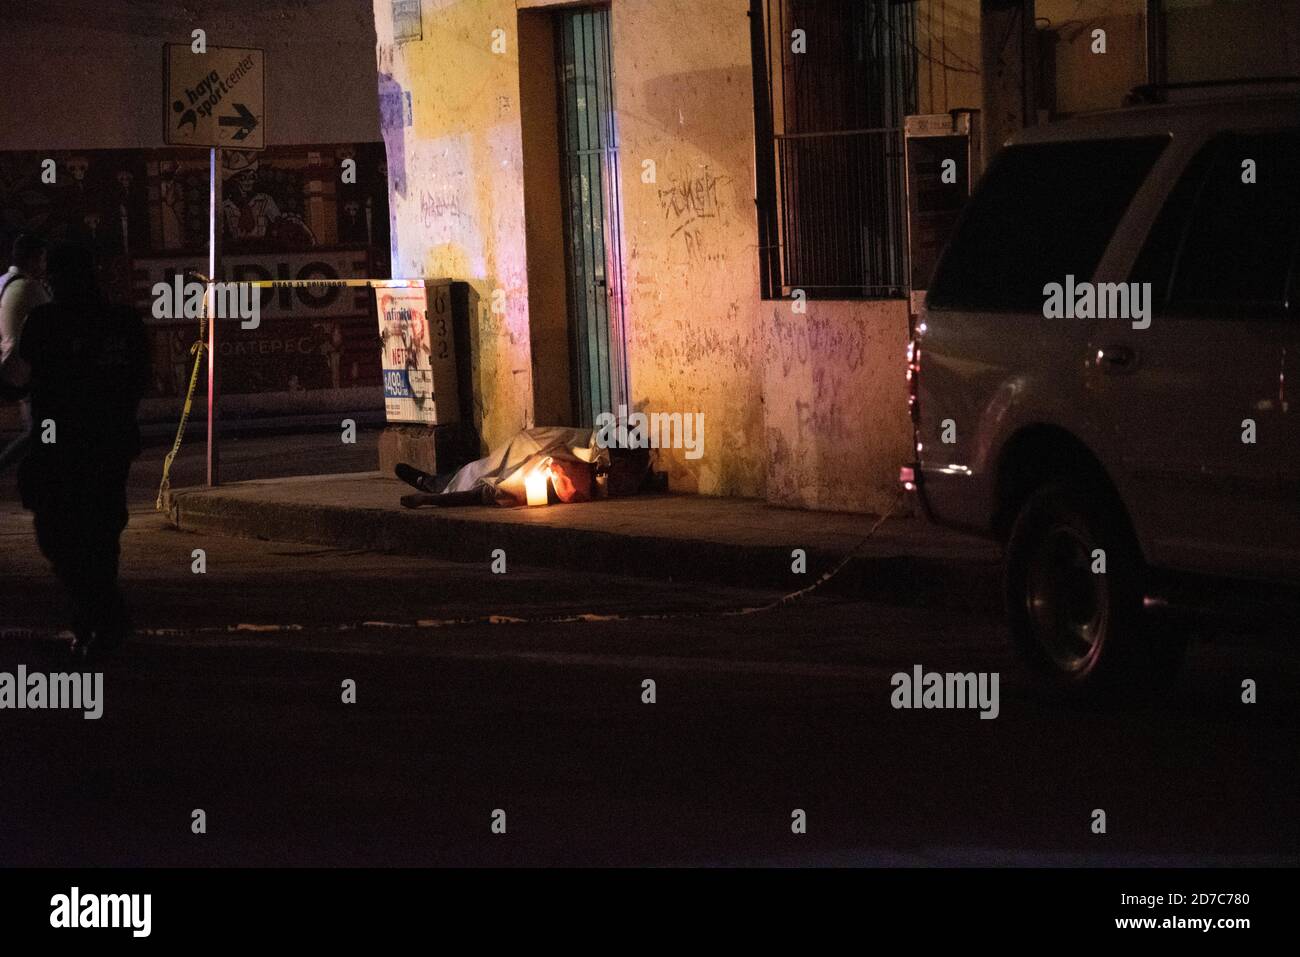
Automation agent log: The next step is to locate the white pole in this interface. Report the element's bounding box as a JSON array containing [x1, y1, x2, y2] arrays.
[[207, 146, 223, 486]]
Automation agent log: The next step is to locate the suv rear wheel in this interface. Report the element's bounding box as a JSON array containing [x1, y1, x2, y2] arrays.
[[1004, 481, 1185, 696]]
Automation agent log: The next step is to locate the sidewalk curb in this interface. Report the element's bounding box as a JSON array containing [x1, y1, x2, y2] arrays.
[[169, 489, 1004, 616]]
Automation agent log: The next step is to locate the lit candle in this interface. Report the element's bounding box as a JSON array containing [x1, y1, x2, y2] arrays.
[[525, 466, 549, 507]]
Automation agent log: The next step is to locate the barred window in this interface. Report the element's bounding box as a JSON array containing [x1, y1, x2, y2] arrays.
[[750, 0, 918, 300]]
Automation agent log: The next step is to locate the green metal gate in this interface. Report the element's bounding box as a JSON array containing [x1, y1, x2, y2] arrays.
[[557, 5, 627, 427]]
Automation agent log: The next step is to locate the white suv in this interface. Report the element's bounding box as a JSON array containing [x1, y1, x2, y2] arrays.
[[906, 92, 1300, 694]]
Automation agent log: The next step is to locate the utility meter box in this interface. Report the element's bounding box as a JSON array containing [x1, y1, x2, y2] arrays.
[[373, 279, 463, 425], [373, 279, 480, 477], [904, 110, 980, 316]]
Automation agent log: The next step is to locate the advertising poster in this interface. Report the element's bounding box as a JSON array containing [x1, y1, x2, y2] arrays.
[[374, 280, 458, 425]]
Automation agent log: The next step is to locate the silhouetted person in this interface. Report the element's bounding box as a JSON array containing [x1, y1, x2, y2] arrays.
[[0, 233, 50, 471], [18, 242, 149, 658]]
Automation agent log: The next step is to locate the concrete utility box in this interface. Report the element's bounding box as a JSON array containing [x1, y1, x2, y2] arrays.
[[373, 279, 480, 478]]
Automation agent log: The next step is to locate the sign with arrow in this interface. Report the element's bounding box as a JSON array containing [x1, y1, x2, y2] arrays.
[[218, 102, 259, 141], [164, 44, 265, 150]]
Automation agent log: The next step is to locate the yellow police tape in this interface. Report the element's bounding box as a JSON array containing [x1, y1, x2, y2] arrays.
[[152, 275, 417, 512], [154, 310, 208, 512], [188, 273, 404, 290]]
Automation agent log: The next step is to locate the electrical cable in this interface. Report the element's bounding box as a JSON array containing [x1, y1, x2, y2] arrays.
[[100, 494, 907, 641]]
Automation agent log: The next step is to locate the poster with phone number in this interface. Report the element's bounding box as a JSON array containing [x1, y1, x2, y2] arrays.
[[375, 281, 456, 425]]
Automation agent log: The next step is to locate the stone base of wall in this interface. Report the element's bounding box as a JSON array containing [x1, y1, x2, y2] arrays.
[[377, 424, 478, 480]]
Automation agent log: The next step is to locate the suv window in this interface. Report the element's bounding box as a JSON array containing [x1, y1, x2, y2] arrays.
[[1128, 138, 1217, 306], [927, 136, 1168, 311], [1160, 131, 1300, 315]]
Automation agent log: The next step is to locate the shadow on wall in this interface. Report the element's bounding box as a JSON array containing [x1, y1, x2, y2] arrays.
[[639, 67, 755, 143]]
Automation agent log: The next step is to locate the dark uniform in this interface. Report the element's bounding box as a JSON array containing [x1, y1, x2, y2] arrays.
[[18, 297, 149, 650]]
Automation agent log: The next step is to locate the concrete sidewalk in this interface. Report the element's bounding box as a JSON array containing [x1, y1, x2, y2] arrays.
[[168, 472, 1003, 613]]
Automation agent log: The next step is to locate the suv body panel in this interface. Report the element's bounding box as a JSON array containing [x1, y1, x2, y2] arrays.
[[914, 95, 1300, 586]]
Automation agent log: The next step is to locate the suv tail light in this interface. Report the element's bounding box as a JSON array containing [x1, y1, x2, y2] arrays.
[[906, 339, 921, 427], [902, 338, 924, 495]]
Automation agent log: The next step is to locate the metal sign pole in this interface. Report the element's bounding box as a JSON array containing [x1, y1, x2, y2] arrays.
[[164, 45, 261, 488], [207, 146, 222, 486]]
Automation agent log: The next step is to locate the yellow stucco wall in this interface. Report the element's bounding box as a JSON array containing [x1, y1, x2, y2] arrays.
[[915, 0, 982, 118], [374, 0, 983, 513], [610, 0, 766, 496], [375, 0, 537, 453], [1037, 0, 1147, 115], [1165, 0, 1300, 83]]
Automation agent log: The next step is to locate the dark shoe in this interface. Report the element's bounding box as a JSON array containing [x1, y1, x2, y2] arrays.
[[395, 463, 436, 493]]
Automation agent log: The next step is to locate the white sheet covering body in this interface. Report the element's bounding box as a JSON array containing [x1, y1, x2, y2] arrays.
[[442, 426, 608, 504]]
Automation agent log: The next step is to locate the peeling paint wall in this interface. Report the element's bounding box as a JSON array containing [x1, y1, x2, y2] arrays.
[[375, 0, 982, 512], [374, 0, 535, 452]]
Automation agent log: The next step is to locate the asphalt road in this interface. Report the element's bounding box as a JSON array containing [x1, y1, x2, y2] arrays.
[[0, 432, 1296, 866]]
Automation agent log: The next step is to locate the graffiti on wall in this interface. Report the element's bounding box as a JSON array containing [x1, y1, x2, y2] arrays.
[[656, 166, 731, 265]]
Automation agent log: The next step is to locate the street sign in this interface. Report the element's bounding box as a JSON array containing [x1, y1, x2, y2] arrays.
[[162, 44, 266, 485], [165, 44, 265, 150]]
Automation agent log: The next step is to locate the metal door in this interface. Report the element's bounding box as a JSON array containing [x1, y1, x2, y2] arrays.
[[557, 5, 627, 426]]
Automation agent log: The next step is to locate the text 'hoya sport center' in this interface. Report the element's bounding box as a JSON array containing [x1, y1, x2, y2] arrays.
[[179, 53, 256, 120]]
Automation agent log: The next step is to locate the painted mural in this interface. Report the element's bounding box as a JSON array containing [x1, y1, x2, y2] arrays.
[[0, 143, 390, 398]]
